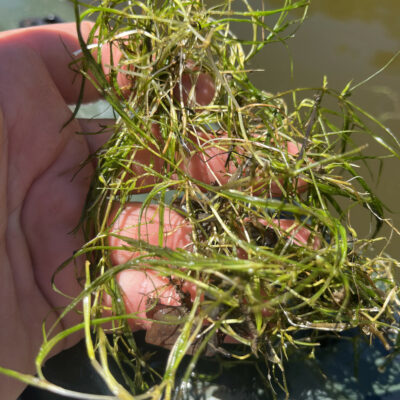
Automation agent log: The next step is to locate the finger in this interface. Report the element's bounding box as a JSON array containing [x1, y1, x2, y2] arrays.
[[108, 203, 192, 265], [193, 72, 216, 106], [106, 203, 194, 330], [112, 128, 307, 198], [238, 217, 320, 260], [0, 22, 119, 105], [115, 128, 234, 194], [172, 59, 216, 106], [185, 134, 309, 196], [120, 124, 165, 194], [0, 36, 92, 333], [275, 219, 321, 249], [184, 131, 235, 187], [108, 270, 181, 331], [173, 71, 216, 106], [106, 204, 318, 334], [77, 118, 115, 154]]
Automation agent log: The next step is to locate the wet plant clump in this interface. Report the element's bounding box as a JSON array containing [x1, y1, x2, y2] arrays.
[[10, 1, 400, 399]]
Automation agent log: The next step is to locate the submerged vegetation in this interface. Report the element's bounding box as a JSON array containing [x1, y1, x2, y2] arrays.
[[4, 0, 400, 399]]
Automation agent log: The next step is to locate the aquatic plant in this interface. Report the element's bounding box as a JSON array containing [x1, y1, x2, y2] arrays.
[[3, 1, 400, 399]]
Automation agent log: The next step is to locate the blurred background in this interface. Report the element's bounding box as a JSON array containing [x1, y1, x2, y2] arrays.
[[0, 0, 73, 30], [256, 0, 400, 261], [1, 0, 399, 399]]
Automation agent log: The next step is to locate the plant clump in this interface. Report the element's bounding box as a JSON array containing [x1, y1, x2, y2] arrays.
[[26, 0, 400, 399]]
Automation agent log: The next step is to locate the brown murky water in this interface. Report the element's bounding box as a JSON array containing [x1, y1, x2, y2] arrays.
[[1, 0, 399, 256], [257, 0, 400, 258]]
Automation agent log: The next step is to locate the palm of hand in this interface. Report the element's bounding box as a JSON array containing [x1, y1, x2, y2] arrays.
[[0, 25, 95, 397]]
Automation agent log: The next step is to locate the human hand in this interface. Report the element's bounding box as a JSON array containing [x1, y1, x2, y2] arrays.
[[0, 22, 116, 398], [0, 21, 216, 398], [0, 21, 311, 399]]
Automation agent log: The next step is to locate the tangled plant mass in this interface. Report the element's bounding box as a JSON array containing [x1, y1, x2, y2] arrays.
[[11, 1, 400, 399]]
